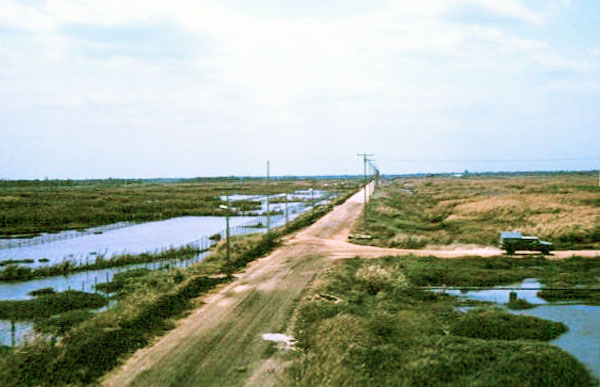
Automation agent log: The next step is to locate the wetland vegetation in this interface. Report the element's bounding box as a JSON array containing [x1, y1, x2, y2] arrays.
[[0, 245, 201, 281], [0, 187, 353, 386], [354, 172, 599, 250], [289, 255, 597, 386], [0, 290, 107, 321], [0, 177, 358, 237]]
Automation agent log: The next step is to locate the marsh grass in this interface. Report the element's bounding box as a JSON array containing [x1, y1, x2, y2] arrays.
[[450, 309, 567, 340], [506, 297, 536, 310], [95, 268, 151, 294], [0, 259, 34, 267], [289, 256, 596, 386], [356, 172, 599, 250], [27, 287, 55, 297], [538, 289, 600, 304], [0, 177, 360, 237], [0, 291, 107, 320], [0, 245, 200, 281], [34, 310, 95, 335]]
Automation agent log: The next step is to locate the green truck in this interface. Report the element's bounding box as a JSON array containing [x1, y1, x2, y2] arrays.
[[499, 231, 553, 255]]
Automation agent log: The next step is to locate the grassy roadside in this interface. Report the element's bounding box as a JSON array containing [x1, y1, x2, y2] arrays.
[[287, 256, 597, 386], [353, 172, 599, 250], [0, 187, 358, 386]]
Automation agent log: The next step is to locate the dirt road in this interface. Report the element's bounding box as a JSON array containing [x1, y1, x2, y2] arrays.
[[102, 186, 600, 386]]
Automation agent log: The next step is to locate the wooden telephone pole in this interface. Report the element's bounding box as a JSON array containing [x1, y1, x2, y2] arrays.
[[357, 153, 374, 225]]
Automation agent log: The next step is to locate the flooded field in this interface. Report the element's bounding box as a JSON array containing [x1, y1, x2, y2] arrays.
[[444, 279, 599, 377], [0, 216, 255, 266], [0, 191, 338, 346], [0, 190, 329, 267]]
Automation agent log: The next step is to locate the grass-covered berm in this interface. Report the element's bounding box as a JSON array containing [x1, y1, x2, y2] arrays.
[[0, 177, 359, 237], [0, 245, 201, 281], [0, 290, 107, 321], [353, 172, 599, 250], [0, 190, 355, 386], [288, 256, 597, 386], [0, 290, 108, 340]]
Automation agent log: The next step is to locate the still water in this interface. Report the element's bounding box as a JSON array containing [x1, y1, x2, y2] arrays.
[[0, 192, 333, 346], [445, 279, 599, 378], [0, 216, 255, 267]]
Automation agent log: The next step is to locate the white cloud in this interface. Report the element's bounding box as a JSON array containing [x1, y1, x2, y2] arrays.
[[532, 52, 591, 72], [0, 0, 597, 178], [463, 0, 544, 25], [0, 0, 54, 31]]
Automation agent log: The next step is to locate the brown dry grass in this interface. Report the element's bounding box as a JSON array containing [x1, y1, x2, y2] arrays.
[[355, 172, 599, 249]]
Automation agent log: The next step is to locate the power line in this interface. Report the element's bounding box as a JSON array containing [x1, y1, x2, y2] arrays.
[[376, 157, 599, 163], [357, 153, 373, 225]]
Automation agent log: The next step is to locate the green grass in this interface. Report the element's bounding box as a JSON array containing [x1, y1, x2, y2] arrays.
[[0, 291, 107, 320], [288, 256, 596, 386], [538, 289, 600, 304], [355, 172, 599, 250], [0, 245, 201, 281], [95, 268, 152, 294], [28, 287, 55, 296], [506, 297, 537, 310], [0, 259, 34, 267], [34, 310, 95, 335], [0, 177, 360, 237], [451, 309, 567, 340]]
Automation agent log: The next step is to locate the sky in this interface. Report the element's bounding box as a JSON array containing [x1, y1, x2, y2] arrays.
[[0, 0, 598, 179]]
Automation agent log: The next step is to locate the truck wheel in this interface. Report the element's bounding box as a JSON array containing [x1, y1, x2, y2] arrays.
[[506, 248, 514, 255], [541, 248, 549, 255]]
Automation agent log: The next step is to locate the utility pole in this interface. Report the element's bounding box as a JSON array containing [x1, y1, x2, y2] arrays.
[[310, 187, 314, 220], [285, 192, 289, 226], [219, 188, 231, 270], [225, 191, 230, 266], [357, 153, 374, 225], [266, 161, 270, 232]]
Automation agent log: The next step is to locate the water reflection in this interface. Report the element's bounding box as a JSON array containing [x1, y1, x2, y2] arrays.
[[442, 278, 547, 304]]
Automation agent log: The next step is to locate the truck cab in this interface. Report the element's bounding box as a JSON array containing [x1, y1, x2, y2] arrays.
[[499, 231, 553, 255]]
